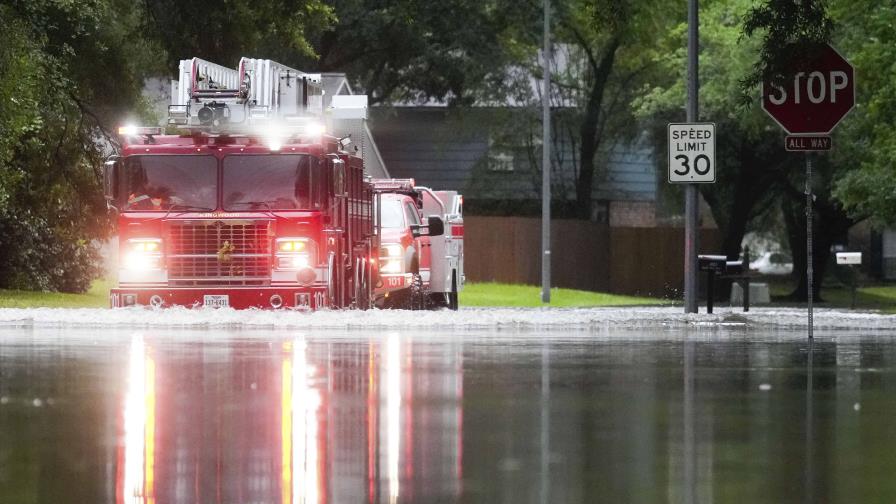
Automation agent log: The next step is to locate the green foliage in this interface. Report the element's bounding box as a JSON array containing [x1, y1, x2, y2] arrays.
[[144, 0, 334, 71], [0, 0, 333, 293], [309, 0, 517, 106], [637, 0, 793, 255], [0, 0, 146, 292], [741, 0, 834, 96], [830, 1, 896, 225]]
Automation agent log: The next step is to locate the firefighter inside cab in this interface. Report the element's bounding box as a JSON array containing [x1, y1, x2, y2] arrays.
[[125, 157, 215, 212]]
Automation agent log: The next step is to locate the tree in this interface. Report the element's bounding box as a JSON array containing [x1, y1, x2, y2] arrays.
[[0, 0, 336, 292], [638, 0, 791, 257], [306, 0, 520, 106], [830, 2, 896, 226], [548, 0, 679, 218], [0, 0, 160, 291], [741, 0, 833, 98], [741, 0, 864, 300], [143, 0, 334, 72]]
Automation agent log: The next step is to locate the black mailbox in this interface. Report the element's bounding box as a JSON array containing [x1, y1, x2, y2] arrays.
[[698, 255, 727, 273], [698, 255, 751, 314], [724, 261, 745, 276]]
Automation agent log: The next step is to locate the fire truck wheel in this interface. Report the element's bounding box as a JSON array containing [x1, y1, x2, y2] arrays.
[[327, 252, 338, 308], [427, 293, 448, 309], [355, 256, 370, 310], [407, 274, 425, 310], [448, 272, 459, 311]]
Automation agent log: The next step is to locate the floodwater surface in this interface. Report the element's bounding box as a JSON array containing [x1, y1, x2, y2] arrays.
[[1, 327, 895, 503]]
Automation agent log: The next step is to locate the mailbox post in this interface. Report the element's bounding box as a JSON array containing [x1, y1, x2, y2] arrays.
[[698, 255, 725, 314]]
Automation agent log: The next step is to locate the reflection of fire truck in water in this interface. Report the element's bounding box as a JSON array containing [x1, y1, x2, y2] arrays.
[[117, 334, 463, 503], [373, 179, 464, 310], [105, 57, 454, 310]]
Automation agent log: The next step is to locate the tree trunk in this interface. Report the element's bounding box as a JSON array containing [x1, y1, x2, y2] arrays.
[[782, 193, 853, 301], [575, 38, 620, 220]]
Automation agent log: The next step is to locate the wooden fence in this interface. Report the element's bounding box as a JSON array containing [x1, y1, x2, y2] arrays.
[[464, 216, 721, 297]]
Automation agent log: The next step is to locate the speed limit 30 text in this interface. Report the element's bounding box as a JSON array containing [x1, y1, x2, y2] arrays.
[[667, 123, 716, 184]]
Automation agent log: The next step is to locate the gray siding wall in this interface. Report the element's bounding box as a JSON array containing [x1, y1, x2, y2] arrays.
[[369, 107, 656, 203]]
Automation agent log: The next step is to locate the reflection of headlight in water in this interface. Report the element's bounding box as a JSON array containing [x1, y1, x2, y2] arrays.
[[122, 335, 155, 504], [387, 333, 401, 504], [286, 338, 322, 504]]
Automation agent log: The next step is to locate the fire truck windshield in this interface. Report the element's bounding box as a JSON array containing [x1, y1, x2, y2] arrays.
[[124, 155, 217, 211], [378, 199, 406, 228], [223, 155, 323, 210]]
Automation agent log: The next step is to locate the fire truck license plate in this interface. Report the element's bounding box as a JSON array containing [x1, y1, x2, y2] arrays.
[[203, 295, 230, 308]]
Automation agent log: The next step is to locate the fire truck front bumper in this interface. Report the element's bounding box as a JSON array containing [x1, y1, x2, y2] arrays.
[[375, 273, 415, 297], [110, 287, 329, 310]]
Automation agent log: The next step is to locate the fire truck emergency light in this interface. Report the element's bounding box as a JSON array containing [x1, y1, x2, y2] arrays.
[[118, 125, 163, 136], [258, 120, 326, 150]]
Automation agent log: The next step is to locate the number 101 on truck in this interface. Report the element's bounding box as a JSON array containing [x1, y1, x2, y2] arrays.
[[104, 57, 443, 310]]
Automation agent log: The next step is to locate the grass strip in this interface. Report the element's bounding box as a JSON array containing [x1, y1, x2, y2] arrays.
[[459, 282, 670, 308]]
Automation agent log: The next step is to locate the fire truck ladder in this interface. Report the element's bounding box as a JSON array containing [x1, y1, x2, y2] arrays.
[[169, 57, 323, 130]]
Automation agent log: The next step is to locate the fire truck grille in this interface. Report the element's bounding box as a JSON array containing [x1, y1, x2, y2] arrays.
[[165, 220, 272, 286]]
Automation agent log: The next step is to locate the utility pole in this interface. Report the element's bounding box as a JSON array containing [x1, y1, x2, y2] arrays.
[[541, 0, 552, 303], [684, 0, 700, 313]]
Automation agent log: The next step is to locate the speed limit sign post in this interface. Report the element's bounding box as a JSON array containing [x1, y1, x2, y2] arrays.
[[668, 123, 716, 183]]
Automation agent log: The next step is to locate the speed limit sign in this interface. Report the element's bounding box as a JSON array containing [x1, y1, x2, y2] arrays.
[[668, 123, 716, 183]]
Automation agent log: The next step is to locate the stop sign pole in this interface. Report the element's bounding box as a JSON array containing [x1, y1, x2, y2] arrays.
[[762, 44, 856, 339]]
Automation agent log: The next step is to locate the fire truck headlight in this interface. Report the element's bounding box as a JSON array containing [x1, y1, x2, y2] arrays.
[[277, 254, 310, 270], [378, 243, 403, 273], [274, 238, 315, 271], [124, 238, 163, 271], [380, 259, 401, 273]]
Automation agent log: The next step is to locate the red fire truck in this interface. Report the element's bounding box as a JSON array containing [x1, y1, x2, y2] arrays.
[[103, 57, 415, 310]]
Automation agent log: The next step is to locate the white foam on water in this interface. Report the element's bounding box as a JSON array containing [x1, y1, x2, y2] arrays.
[[0, 306, 894, 331]]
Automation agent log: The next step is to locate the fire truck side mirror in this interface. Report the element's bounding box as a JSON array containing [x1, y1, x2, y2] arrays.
[[427, 216, 445, 236], [103, 159, 120, 209], [413, 216, 445, 238]]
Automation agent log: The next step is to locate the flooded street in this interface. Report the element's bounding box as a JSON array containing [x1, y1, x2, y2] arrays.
[[2, 325, 896, 503]]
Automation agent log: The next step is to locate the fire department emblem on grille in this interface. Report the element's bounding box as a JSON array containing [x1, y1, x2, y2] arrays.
[[217, 240, 235, 263], [168, 220, 268, 285]]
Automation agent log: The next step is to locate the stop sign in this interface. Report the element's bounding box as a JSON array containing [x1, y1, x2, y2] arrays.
[[761, 44, 855, 135]]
